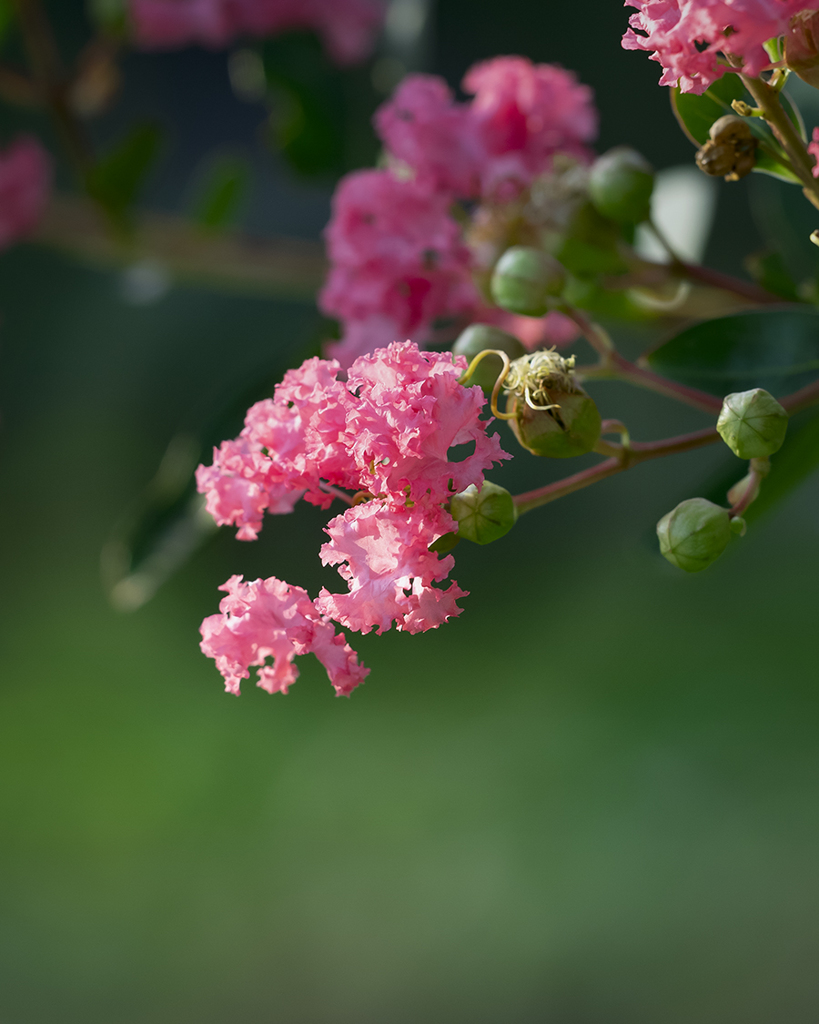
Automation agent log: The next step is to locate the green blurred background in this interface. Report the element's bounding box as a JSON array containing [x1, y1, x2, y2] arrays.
[[2, 2, 819, 1021]]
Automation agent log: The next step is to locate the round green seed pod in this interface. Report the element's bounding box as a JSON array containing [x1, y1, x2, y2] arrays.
[[507, 390, 601, 458], [450, 481, 518, 545], [656, 498, 732, 573], [490, 246, 565, 317], [453, 324, 526, 393], [717, 388, 788, 460], [502, 348, 601, 458], [588, 146, 654, 224]]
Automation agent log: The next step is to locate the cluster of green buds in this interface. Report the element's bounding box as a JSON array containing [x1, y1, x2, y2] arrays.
[[503, 349, 601, 457], [656, 388, 789, 573]]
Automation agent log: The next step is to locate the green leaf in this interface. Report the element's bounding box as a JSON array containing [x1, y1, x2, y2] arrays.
[[189, 155, 251, 231], [0, 0, 15, 46], [86, 0, 127, 32], [262, 32, 345, 177], [671, 76, 802, 184], [672, 74, 748, 147], [647, 307, 819, 397], [744, 249, 801, 301], [87, 122, 162, 229]]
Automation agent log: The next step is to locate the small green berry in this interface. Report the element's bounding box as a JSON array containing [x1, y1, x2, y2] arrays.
[[450, 481, 518, 545], [588, 147, 654, 224], [656, 498, 732, 573], [490, 246, 565, 317], [717, 388, 788, 460]]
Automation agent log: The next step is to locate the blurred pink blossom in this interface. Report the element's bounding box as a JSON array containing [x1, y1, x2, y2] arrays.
[[0, 136, 51, 252], [129, 0, 385, 64]]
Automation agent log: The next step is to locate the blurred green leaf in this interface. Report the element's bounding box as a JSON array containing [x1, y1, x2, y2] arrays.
[[87, 122, 163, 229], [189, 155, 251, 231], [86, 0, 127, 33], [554, 202, 629, 276], [262, 32, 345, 177], [0, 0, 14, 46], [744, 249, 801, 301], [647, 307, 819, 396]]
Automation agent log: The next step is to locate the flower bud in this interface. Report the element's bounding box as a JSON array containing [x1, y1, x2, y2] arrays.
[[450, 481, 518, 545], [785, 9, 819, 89], [656, 498, 732, 573], [503, 350, 601, 457], [588, 146, 654, 224], [453, 324, 526, 393], [695, 116, 756, 181], [717, 388, 788, 460], [490, 246, 565, 317]]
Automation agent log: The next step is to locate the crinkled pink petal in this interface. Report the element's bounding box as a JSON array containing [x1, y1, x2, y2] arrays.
[[200, 574, 369, 695], [622, 0, 812, 93], [345, 342, 510, 504], [316, 502, 467, 634]]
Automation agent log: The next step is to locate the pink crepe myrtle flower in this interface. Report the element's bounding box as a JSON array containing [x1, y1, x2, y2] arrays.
[[129, 0, 385, 65], [319, 169, 478, 366], [463, 57, 598, 195], [0, 136, 51, 251], [375, 59, 598, 200], [197, 342, 511, 694], [374, 75, 482, 197], [809, 126, 819, 175], [622, 0, 814, 94], [199, 575, 369, 695]]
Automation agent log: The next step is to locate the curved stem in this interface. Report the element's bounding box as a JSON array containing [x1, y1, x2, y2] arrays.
[[740, 72, 819, 209], [577, 352, 724, 415], [675, 261, 783, 304], [513, 426, 721, 515]]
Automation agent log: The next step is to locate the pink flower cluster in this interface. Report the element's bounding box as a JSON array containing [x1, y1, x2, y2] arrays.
[[0, 136, 51, 251], [197, 342, 509, 696], [129, 0, 385, 65], [622, 0, 813, 93], [320, 56, 597, 366]]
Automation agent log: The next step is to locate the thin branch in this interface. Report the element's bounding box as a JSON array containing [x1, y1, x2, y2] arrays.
[[513, 426, 721, 515], [31, 194, 327, 299]]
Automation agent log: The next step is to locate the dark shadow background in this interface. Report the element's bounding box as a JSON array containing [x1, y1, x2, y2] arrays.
[[1, 2, 819, 1022]]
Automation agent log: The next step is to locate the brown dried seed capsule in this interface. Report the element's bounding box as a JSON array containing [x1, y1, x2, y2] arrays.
[[708, 114, 754, 144], [695, 117, 757, 181]]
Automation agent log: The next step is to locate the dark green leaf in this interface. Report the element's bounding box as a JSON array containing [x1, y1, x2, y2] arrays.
[[647, 307, 819, 396], [262, 32, 345, 177], [87, 122, 163, 229], [189, 155, 251, 231], [671, 76, 801, 183], [86, 0, 127, 33], [0, 0, 14, 46], [672, 74, 747, 147], [744, 250, 801, 301]]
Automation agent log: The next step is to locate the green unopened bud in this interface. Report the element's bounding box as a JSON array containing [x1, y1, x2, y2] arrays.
[[450, 481, 518, 545], [503, 349, 601, 458], [730, 516, 747, 537], [656, 497, 732, 573], [453, 324, 526, 393], [588, 146, 654, 224], [717, 388, 788, 459], [490, 246, 565, 317]]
